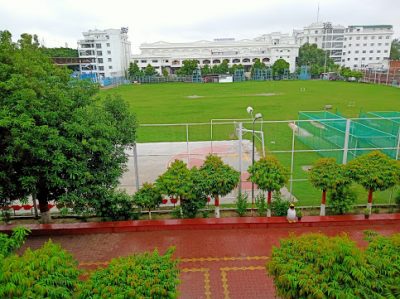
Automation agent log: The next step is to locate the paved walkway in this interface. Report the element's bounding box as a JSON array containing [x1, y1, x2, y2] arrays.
[[21, 223, 400, 299]]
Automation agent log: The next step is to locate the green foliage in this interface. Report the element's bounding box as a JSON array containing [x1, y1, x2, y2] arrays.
[[297, 43, 335, 77], [268, 233, 380, 299], [396, 190, 400, 206], [309, 158, 349, 191], [364, 232, 400, 297], [0, 31, 137, 221], [0, 226, 30, 258], [340, 67, 363, 80], [162, 67, 169, 77], [128, 61, 143, 78], [144, 63, 157, 76], [0, 240, 80, 299], [390, 39, 400, 60], [229, 63, 244, 75], [200, 154, 240, 199], [177, 59, 199, 76], [296, 209, 303, 218], [180, 167, 207, 218], [78, 247, 179, 299], [255, 193, 267, 216], [328, 185, 356, 214], [235, 193, 248, 216], [41, 47, 78, 57], [248, 156, 289, 193], [211, 59, 230, 74], [201, 64, 211, 75], [347, 151, 400, 197], [272, 58, 289, 76], [250, 58, 266, 77], [270, 193, 289, 216], [133, 182, 162, 219]]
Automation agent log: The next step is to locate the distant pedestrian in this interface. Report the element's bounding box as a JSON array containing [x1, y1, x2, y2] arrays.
[[287, 203, 297, 223]]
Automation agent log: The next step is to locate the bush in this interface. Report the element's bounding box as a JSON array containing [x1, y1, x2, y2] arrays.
[[235, 193, 248, 216], [255, 193, 267, 216], [77, 247, 179, 299], [270, 193, 289, 216], [268, 232, 400, 298], [0, 226, 30, 258], [328, 185, 356, 215], [93, 189, 136, 221], [396, 190, 400, 206], [0, 240, 80, 298]]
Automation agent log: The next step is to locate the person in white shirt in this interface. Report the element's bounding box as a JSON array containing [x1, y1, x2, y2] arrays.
[[287, 203, 297, 223]]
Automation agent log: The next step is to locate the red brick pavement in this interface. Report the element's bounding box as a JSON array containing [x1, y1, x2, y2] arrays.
[[20, 221, 400, 299]]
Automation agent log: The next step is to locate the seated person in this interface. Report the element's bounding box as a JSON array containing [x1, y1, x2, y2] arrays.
[[287, 203, 297, 223]]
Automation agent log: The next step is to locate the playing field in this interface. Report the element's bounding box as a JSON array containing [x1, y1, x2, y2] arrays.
[[102, 81, 400, 206]]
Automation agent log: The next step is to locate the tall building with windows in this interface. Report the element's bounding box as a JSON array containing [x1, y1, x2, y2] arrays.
[[132, 33, 299, 74], [78, 28, 131, 79], [342, 25, 393, 69]]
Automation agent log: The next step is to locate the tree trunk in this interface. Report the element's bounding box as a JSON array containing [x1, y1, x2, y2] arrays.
[[214, 194, 220, 218], [267, 191, 272, 205], [37, 187, 51, 224], [148, 209, 152, 220], [267, 191, 272, 217], [320, 189, 327, 216], [32, 192, 39, 218], [367, 189, 373, 211]]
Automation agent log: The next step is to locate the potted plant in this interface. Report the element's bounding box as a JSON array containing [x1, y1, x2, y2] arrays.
[[297, 209, 303, 221], [364, 208, 370, 219]]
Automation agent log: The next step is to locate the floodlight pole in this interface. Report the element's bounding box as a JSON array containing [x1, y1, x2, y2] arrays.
[[249, 110, 262, 216]]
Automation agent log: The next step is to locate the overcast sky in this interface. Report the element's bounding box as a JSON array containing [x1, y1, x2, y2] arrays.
[[1, 0, 399, 53]]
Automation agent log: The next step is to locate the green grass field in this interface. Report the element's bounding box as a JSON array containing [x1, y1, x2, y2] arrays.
[[101, 81, 400, 207]]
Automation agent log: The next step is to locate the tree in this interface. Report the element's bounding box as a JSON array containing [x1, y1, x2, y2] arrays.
[[390, 38, 400, 60], [144, 63, 157, 76], [268, 232, 397, 299], [41, 47, 78, 57], [248, 156, 289, 216], [199, 155, 240, 218], [176, 59, 198, 76], [133, 183, 162, 219], [0, 31, 137, 223], [347, 151, 400, 213], [229, 63, 244, 75], [128, 61, 142, 78], [309, 158, 350, 216], [0, 226, 30, 258], [297, 43, 335, 77], [250, 58, 266, 77], [328, 185, 356, 215], [156, 160, 207, 218], [201, 64, 211, 75], [272, 58, 289, 77], [162, 67, 169, 77]]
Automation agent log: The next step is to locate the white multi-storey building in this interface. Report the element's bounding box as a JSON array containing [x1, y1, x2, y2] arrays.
[[78, 28, 131, 79], [342, 25, 393, 69], [293, 22, 346, 63], [132, 33, 299, 74]]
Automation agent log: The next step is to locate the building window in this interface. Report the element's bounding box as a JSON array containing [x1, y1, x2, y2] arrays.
[[364, 36, 367, 40], [378, 43, 382, 46], [370, 50, 374, 53], [355, 50, 359, 54], [108, 58, 112, 62], [107, 50, 111, 55], [377, 50, 381, 53], [356, 37, 360, 40], [152, 60, 158, 63], [386, 36, 390, 39], [378, 36, 382, 39], [98, 58, 103, 63], [98, 66, 104, 71], [376, 57, 379, 60], [362, 50, 366, 53], [105, 35, 109, 39], [347, 58, 350, 61], [385, 43, 389, 46], [165, 60, 169, 63], [106, 43, 110, 47], [354, 64, 358, 67], [349, 37, 352, 40], [371, 36, 375, 39], [369, 57, 373, 60], [314, 38, 317, 42], [356, 44, 360, 47], [348, 51, 351, 54], [141, 60, 147, 63], [384, 50, 388, 53], [370, 43, 374, 46], [354, 58, 358, 61], [315, 30, 318, 34], [109, 66, 113, 69], [363, 43, 367, 46], [96, 43, 101, 48], [97, 51, 102, 56], [362, 57, 366, 60], [348, 44, 352, 47]]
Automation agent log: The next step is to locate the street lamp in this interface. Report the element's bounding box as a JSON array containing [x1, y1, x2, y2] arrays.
[[247, 106, 263, 215]]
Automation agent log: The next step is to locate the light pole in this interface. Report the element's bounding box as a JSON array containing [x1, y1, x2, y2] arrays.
[[247, 106, 263, 215]]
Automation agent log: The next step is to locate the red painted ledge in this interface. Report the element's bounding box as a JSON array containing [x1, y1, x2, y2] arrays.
[[1, 214, 400, 236]]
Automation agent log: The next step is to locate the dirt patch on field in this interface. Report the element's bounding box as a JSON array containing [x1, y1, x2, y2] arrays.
[[186, 95, 204, 99]]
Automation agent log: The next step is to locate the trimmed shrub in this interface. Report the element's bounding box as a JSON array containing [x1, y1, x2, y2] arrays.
[[270, 193, 289, 216], [0, 226, 30, 258], [328, 185, 356, 214], [77, 247, 180, 299], [235, 193, 248, 216]]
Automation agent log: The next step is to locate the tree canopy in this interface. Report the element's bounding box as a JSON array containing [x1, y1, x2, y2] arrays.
[[133, 183, 162, 219], [0, 31, 137, 222], [41, 47, 78, 57], [144, 63, 157, 76], [128, 61, 143, 78], [390, 39, 400, 60], [176, 59, 198, 76], [297, 43, 336, 77], [272, 58, 289, 76]]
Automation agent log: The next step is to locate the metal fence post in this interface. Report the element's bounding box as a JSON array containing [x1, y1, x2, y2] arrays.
[[289, 121, 296, 200], [342, 119, 351, 164], [186, 124, 190, 165], [238, 122, 243, 195], [133, 142, 140, 192]]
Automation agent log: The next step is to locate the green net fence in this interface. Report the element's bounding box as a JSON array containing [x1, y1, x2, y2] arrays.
[[297, 111, 400, 161]]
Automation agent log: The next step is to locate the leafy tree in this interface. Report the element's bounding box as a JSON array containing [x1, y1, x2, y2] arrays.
[[250, 58, 266, 77], [162, 67, 169, 77], [128, 61, 143, 78], [390, 38, 400, 60], [268, 233, 387, 299], [0, 226, 30, 258], [201, 64, 211, 75], [0, 240, 81, 298], [200, 155, 240, 218], [133, 183, 162, 219], [297, 43, 335, 77], [41, 47, 78, 57], [176, 59, 198, 76], [248, 156, 289, 216], [309, 158, 350, 216], [144, 63, 157, 76], [340, 67, 363, 80], [156, 160, 207, 218], [270, 193, 289, 216], [78, 247, 179, 299], [235, 193, 248, 217], [328, 185, 356, 215], [229, 63, 244, 75], [0, 31, 137, 223], [272, 58, 289, 77], [214, 59, 229, 74], [347, 151, 400, 213]]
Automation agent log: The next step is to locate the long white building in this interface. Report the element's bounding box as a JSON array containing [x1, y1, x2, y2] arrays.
[[78, 28, 131, 79], [132, 33, 299, 74]]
